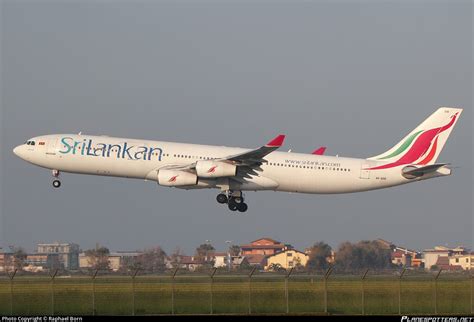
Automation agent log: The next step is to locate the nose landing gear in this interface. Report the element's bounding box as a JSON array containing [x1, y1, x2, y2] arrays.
[[217, 191, 248, 212], [52, 170, 61, 188]]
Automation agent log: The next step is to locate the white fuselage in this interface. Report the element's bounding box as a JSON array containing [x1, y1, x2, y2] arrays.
[[12, 134, 425, 194]]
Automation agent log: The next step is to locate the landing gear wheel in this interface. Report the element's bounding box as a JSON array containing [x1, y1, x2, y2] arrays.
[[237, 203, 248, 213], [216, 194, 228, 204], [228, 198, 238, 211], [52, 180, 61, 188]]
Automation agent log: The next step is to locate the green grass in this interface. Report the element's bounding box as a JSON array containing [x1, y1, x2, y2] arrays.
[[0, 275, 471, 315]]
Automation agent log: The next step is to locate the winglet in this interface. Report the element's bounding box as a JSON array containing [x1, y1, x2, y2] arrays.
[[312, 147, 327, 155], [266, 134, 286, 147]]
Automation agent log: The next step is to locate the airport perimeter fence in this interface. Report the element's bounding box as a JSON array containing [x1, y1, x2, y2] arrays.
[[0, 268, 472, 315]]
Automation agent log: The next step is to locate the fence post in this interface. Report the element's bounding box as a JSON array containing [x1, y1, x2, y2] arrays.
[[49, 269, 58, 315], [7, 269, 17, 316], [26, 278, 30, 315], [131, 269, 140, 316], [91, 269, 99, 316], [471, 274, 473, 314], [398, 268, 406, 315], [324, 266, 333, 315], [434, 269, 442, 315], [171, 267, 179, 315], [285, 268, 294, 314], [361, 269, 369, 315], [248, 267, 256, 315], [210, 268, 217, 314]]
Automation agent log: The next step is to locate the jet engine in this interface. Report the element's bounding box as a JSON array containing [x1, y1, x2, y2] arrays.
[[158, 169, 198, 187], [195, 160, 237, 178]]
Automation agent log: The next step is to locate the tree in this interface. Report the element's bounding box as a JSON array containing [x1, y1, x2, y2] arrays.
[[267, 263, 286, 272], [136, 247, 167, 273], [11, 247, 27, 271], [293, 257, 306, 272], [169, 247, 184, 269], [229, 245, 241, 257], [119, 256, 141, 273], [335, 240, 392, 272], [306, 242, 332, 271], [195, 243, 215, 267], [84, 246, 110, 271]]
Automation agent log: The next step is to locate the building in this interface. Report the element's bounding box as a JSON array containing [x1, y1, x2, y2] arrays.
[[37, 242, 80, 270], [422, 246, 469, 270], [79, 251, 143, 271], [0, 248, 14, 272], [231, 256, 249, 269], [451, 246, 469, 256], [411, 257, 423, 268], [241, 238, 290, 256], [107, 251, 143, 272], [175, 256, 203, 272], [265, 249, 309, 271], [391, 251, 415, 267], [449, 253, 474, 271], [423, 248, 451, 270], [24, 253, 60, 272], [213, 253, 249, 270], [79, 253, 92, 269], [213, 253, 230, 268], [435, 256, 462, 271], [378, 238, 420, 268], [245, 254, 267, 268]]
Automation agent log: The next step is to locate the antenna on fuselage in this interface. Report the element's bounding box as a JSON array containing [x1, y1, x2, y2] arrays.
[[288, 149, 292, 152], [78, 132, 82, 135]]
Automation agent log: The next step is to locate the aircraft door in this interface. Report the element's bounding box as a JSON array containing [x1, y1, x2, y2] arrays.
[[360, 163, 370, 179]]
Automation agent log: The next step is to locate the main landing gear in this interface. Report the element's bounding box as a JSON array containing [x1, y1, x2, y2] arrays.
[[52, 170, 61, 188], [216, 190, 248, 213]]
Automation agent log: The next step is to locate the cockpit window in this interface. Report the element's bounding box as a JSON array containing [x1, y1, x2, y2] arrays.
[[26, 141, 36, 146]]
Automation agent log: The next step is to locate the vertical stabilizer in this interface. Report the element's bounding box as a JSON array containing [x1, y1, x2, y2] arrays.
[[368, 107, 462, 167]]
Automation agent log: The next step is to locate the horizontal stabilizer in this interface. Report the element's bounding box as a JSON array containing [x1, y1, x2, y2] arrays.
[[402, 163, 450, 179]]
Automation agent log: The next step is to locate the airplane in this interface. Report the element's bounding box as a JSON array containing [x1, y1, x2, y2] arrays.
[[13, 107, 462, 213]]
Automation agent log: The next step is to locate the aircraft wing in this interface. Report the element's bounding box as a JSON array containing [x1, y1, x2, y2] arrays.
[[157, 135, 285, 173], [221, 134, 286, 165], [154, 134, 285, 185]]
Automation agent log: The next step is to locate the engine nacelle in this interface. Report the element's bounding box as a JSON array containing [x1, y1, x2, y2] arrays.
[[195, 160, 237, 178], [158, 169, 198, 187]]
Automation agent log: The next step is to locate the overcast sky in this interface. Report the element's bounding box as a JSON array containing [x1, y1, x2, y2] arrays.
[[1, 0, 472, 254]]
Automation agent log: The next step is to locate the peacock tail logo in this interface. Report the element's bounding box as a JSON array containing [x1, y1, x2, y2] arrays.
[[207, 166, 218, 173], [369, 113, 458, 170]]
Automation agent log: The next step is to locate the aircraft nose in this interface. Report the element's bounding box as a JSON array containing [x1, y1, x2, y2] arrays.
[[13, 145, 24, 158]]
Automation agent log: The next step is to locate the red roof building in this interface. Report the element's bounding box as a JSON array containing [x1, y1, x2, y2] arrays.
[[240, 238, 291, 256]]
